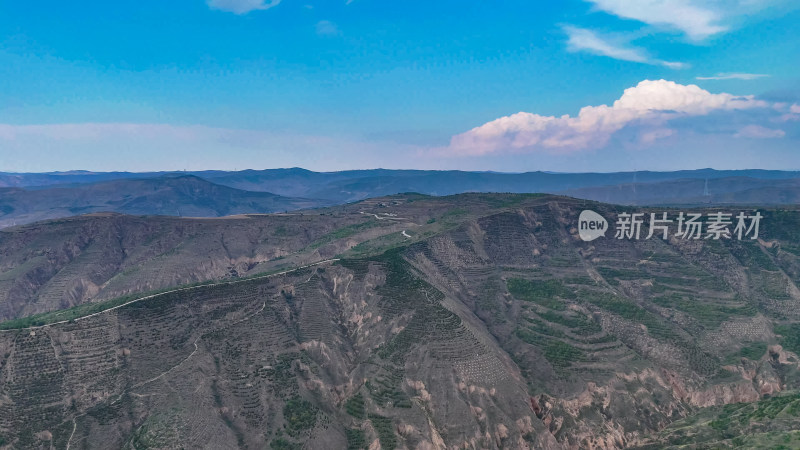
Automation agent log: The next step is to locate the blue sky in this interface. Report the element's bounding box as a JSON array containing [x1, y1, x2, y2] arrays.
[[0, 0, 798, 172]]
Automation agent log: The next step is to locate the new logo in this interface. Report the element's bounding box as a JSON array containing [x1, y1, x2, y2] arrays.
[[578, 210, 608, 242]]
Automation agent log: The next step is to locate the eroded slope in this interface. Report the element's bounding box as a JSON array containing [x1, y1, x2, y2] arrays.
[[1, 194, 800, 449]]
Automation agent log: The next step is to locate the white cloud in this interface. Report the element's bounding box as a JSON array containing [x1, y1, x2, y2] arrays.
[[661, 61, 688, 69], [563, 26, 686, 68], [775, 114, 799, 123], [639, 127, 676, 144], [207, 0, 281, 14], [316, 20, 340, 36], [447, 79, 770, 156], [772, 103, 800, 122], [584, 0, 726, 40], [696, 73, 770, 80], [734, 124, 785, 138], [565, 26, 647, 63]]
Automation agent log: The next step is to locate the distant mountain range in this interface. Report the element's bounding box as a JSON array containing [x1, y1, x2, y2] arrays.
[[0, 175, 331, 228], [560, 176, 800, 206], [0, 168, 798, 227]]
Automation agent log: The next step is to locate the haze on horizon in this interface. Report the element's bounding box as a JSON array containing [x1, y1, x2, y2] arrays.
[[0, 0, 798, 173]]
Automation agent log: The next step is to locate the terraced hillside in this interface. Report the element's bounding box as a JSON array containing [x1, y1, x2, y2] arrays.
[[0, 193, 799, 449], [0, 196, 429, 321]]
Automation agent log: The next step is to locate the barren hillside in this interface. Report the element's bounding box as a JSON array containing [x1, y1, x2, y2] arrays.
[[0, 194, 799, 449]]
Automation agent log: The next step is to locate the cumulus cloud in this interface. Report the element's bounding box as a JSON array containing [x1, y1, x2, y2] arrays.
[[207, 0, 281, 14], [696, 73, 770, 80], [584, 0, 726, 40], [734, 124, 786, 139], [564, 26, 686, 68], [447, 79, 771, 156]]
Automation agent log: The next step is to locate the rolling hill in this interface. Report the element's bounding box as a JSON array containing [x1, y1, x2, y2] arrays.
[[559, 177, 800, 206], [0, 194, 799, 448], [0, 175, 332, 228], [3, 168, 800, 205]]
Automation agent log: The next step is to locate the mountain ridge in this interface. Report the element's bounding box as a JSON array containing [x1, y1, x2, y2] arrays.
[[0, 193, 799, 448], [0, 174, 332, 228], [1, 169, 799, 212]]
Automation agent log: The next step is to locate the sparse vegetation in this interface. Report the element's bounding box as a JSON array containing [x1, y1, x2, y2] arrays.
[[271, 437, 301, 450], [308, 220, 381, 249], [283, 397, 318, 435], [543, 341, 584, 369], [369, 414, 397, 449], [507, 278, 572, 310], [730, 341, 768, 362], [345, 393, 366, 419], [0, 196, 797, 449], [775, 324, 800, 355], [346, 428, 368, 450], [651, 294, 755, 328]]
